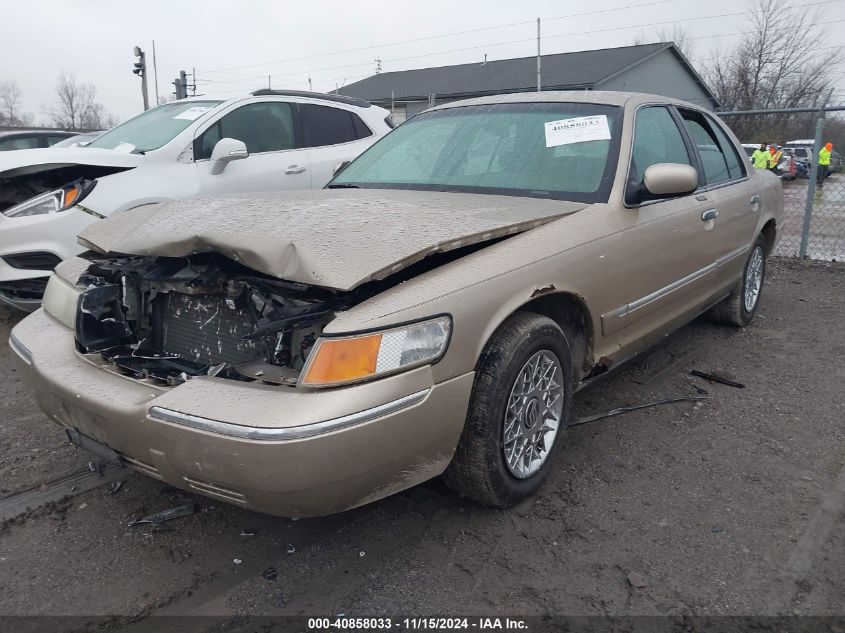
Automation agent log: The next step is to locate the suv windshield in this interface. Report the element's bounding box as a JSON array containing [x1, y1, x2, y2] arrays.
[[331, 102, 622, 202], [87, 100, 223, 153]]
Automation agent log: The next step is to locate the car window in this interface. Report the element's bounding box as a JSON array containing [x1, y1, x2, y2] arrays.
[[0, 135, 41, 151], [331, 102, 622, 203], [706, 115, 745, 179], [300, 104, 371, 148], [47, 135, 71, 146], [679, 110, 740, 185], [196, 102, 295, 159], [88, 100, 222, 153], [627, 106, 691, 203]]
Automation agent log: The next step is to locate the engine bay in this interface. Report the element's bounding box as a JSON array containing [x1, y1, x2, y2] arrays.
[[75, 253, 349, 387]]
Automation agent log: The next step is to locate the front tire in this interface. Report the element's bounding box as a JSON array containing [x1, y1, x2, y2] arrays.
[[709, 234, 767, 327], [444, 312, 573, 507]]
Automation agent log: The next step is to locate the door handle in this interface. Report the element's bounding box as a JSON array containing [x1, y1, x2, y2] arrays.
[[285, 165, 306, 174], [701, 208, 719, 222]]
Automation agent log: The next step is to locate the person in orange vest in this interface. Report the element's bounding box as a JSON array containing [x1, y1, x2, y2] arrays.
[[817, 142, 832, 187], [769, 145, 783, 173]]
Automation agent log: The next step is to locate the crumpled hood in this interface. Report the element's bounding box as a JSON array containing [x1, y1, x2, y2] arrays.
[[0, 147, 143, 179], [79, 189, 588, 291]]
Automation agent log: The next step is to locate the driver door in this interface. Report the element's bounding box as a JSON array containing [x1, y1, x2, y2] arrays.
[[607, 105, 715, 352], [194, 100, 311, 193]]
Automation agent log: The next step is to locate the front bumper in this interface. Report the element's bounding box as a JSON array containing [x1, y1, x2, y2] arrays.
[[10, 309, 474, 517], [0, 208, 97, 311]]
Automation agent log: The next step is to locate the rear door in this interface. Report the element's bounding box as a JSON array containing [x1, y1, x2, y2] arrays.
[[297, 103, 377, 187], [193, 99, 311, 193], [675, 108, 757, 291]]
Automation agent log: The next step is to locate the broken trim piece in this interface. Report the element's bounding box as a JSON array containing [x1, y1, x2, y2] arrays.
[[148, 388, 430, 440]]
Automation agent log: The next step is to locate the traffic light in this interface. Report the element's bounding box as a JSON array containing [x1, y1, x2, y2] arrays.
[[132, 46, 146, 78], [132, 46, 149, 110]]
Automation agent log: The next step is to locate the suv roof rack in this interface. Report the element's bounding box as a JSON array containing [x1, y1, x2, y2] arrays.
[[249, 89, 371, 108]]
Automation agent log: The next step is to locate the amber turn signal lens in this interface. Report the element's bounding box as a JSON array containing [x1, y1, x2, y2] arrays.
[[63, 186, 80, 207], [301, 333, 383, 386]]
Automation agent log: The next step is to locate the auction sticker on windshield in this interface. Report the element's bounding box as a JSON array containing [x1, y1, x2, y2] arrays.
[[174, 106, 213, 121], [544, 115, 611, 147]]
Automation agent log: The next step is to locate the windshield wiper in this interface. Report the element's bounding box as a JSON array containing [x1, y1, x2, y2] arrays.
[[326, 183, 360, 189]]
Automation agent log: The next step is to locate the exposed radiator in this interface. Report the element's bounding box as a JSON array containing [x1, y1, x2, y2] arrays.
[[160, 293, 259, 366]]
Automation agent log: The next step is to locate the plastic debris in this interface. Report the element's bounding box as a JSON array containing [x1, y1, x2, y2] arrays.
[[240, 528, 256, 536], [287, 544, 296, 554], [107, 481, 123, 495], [262, 566, 278, 581], [571, 396, 710, 427], [128, 502, 196, 527], [690, 370, 745, 389], [233, 558, 242, 564]]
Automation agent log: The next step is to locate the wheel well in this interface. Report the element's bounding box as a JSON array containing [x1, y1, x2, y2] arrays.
[[761, 219, 777, 255], [517, 292, 593, 383]]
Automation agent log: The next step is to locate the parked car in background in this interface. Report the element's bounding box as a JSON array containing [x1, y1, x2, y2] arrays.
[[0, 90, 392, 311], [777, 152, 797, 180], [0, 129, 76, 151], [10, 91, 783, 518], [50, 132, 103, 148]]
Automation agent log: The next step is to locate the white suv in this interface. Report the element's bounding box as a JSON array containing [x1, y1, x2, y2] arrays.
[[0, 90, 392, 311]]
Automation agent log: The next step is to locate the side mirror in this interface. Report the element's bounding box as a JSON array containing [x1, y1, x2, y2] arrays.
[[333, 160, 351, 177], [642, 163, 698, 197], [210, 137, 248, 175]]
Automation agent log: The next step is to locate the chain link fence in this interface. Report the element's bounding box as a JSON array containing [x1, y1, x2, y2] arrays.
[[717, 106, 845, 261]]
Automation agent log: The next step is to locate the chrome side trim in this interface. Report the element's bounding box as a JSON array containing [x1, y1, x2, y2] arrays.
[[9, 332, 32, 365], [606, 243, 750, 321], [148, 389, 431, 441]]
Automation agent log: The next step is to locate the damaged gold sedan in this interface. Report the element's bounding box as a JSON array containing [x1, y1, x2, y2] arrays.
[[10, 92, 783, 517]]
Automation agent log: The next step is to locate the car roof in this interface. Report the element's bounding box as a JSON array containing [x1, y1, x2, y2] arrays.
[[427, 90, 712, 112]]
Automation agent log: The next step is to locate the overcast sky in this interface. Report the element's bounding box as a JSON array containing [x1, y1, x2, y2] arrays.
[[2, 0, 843, 125]]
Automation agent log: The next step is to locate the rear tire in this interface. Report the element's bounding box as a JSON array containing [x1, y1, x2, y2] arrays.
[[444, 312, 573, 507], [708, 234, 767, 327]]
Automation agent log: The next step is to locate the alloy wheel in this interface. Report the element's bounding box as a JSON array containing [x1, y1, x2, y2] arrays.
[[503, 350, 564, 479]]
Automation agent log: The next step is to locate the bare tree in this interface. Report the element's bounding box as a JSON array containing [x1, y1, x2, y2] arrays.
[[0, 79, 30, 126], [705, 0, 841, 118], [657, 26, 695, 61], [45, 73, 115, 130], [632, 26, 695, 60]]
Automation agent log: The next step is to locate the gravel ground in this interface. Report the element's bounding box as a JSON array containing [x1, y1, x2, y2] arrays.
[[0, 257, 843, 630]]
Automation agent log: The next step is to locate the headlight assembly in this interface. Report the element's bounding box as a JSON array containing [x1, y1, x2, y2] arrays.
[[42, 274, 84, 330], [300, 316, 451, 387], [3, 181, 96, 218]]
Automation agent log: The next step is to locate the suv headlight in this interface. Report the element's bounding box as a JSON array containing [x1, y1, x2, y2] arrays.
[[3, 181, 95, 218], [300, 316, 451, 387]]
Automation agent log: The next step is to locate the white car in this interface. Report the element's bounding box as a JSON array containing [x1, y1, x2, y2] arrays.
[[0, 90, 392, 311]]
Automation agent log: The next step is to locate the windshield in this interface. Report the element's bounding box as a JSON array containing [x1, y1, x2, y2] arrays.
[[87, 100, 223, 153], [331, 102, 622, 202]]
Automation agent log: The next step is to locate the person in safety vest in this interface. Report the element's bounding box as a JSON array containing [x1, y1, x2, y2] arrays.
[[769, 145, 783, 172], [752, 143, 770, 169], [817, 142, 832, 187]]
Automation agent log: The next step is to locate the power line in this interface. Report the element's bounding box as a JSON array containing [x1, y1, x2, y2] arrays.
[[198, 0, 841, 80], [198, 0, 675, 75]]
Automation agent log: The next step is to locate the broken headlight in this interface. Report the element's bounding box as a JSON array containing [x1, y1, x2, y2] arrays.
[[3, 181, 95, 218], [300, 316, 451, 388], [42, 274, 84, 329]]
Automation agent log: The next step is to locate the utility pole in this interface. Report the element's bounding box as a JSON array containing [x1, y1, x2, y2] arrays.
[[308, 76, 312, 91], [375, 58, 382, 74], [536, 18, 542, 92], [133, 46, 150, 110], [191, 67, 197, 96], [268, 75, 272, 89], [152, 40, 160, 106]]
